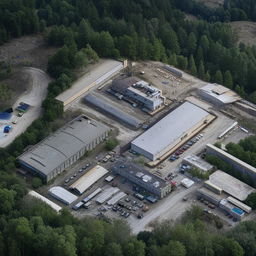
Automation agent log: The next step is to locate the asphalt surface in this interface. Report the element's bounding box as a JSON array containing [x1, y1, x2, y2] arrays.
[[0, 67, 50, 147], [128, 184, 200, 234]]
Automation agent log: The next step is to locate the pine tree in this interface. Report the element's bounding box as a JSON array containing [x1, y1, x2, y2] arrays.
[[198, 61, 205, 79], [224, 70, 233, 89], [187, 32, 197, 55], [214, 70, 223, 84], [189, 55, 197, 76], [168, 53, 177, 66], [204, 71, 211, 82]]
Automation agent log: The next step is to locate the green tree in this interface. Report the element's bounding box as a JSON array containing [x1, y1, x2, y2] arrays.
[[160, 240, 186, 256], [204, 70, 211, 82], [245, 192, 256, 209], [187, 32, 197, 54], [198, 61, 205, 79], [105, 138, 119, 151], [224, 70, 233, 89], [177, 55, 188, 70], [32, 177, 43, 189], [214, 70, 223, 84], [0, 188, 16, 214], [189, 55, 197, 75], [105, 243, 123, 256]]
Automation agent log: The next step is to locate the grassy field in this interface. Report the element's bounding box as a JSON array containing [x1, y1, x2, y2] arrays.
[[231, 21, 256, 46]]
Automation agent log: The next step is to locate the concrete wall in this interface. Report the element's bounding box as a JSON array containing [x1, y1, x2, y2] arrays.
[[206, 145, 256, 181]]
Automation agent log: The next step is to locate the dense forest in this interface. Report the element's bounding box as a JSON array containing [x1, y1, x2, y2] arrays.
[[1, 0, 256, 255]]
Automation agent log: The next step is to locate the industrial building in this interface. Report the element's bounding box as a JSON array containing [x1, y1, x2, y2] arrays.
[[183, 155, 213, 172], [206, 144, 256, 182], [112, 161, 172, 198], [111, 77, 165, 111], [96, 187, 120, 204], [56, 59, 127, 110], [84, 93, 142, 129], [208, 170, 255, 201], [49, 186, 78, 205], [69, 165, 108, 195], [106, 192, 126, 205], [18, 115, 110, 182], [198, 83, 240, 106], [28, 190, 62, 212], [197, 187, 224, 206], [131, 102, 214, 161]]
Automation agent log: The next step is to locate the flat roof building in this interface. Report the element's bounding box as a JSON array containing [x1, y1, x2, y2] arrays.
[[198, 83, 240, 106], [131, 102, 213, 161], [69, 165, 108, 195], [112, 161, 172, 198], [56, 59, 126, 109], [84, 93, 142, 129], [183, 155, 213, 172], [111, 77, 165, 111], [49, 186, 78, 205], [208, 170, 255, 201], [18, 115, 110, 182], [206, 144, 256, 182]]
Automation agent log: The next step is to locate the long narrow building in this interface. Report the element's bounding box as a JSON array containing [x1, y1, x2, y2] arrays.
[[18, 115, 110, 182]]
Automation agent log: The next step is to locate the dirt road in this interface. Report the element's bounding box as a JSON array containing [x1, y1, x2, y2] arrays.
[[0, 67, 51, 147]]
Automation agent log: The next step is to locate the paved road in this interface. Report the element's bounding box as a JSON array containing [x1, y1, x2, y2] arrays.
[[0, 67, 50, 147], [128, 184, 200, 234]]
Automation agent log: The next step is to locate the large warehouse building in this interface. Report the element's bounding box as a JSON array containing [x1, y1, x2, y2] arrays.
[[69, 165, 108, 195], [56, 59, 127, 110], [18, 115, 110, 182], [206, 144, 256, 181], [131, 102, 214, 161]]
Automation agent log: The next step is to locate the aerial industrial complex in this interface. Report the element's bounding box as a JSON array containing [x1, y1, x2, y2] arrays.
[[131, 102, 214, 161], [13, 58, 256, 231], [18, 115, 110, 182]]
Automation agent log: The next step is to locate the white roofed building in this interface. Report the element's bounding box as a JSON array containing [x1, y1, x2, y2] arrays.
[[198, 83, 240, 106], [131, 102, 213, 161]]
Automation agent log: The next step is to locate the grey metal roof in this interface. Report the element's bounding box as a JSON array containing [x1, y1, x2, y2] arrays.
[[18, 115, 110, 176], [84, 93, 142, 128], [49, 186, 78, 205], [112, 161, 168, 189], [56, 59, 123, 103], [209, 170, 255, 201], [132, 102, 210, 157]]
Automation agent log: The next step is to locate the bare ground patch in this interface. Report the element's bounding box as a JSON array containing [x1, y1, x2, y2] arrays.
[[194, 0, 224, 8], [231, 21, 256, 46], [0, 34, 57, 71]]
